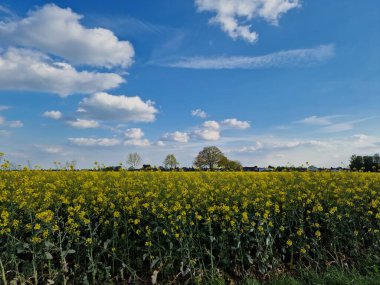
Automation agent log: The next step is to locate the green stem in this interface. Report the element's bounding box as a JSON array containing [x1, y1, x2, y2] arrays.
[[0, 257, 7, 285]]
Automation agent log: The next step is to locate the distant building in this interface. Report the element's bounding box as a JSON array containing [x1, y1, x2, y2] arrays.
[[307, 166, 319, 172]]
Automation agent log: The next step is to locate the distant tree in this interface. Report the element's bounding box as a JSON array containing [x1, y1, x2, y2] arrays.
[[0, 152, 4, 164], [349, 155, 363, 171], [194, 146, 224, 170], [374, 154, 380, 165], [127, 153, 141, 169], [218, 156, 242, 171], [163, 154, 179, 170], [363, 156, 374, 172], [65, 160, 77, 170]]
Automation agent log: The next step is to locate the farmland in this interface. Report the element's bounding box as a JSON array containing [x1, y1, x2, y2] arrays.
[[0, 171, 379, 284]]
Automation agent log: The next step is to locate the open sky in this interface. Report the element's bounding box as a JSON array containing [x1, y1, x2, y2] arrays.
[[0, 0, 379, 168]]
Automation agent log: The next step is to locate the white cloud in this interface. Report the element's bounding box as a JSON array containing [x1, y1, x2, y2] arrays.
[[0, 105, 10, 111], [125, 128, 144, 139], [43, 110, 62, 120], [192, 109, 207, 118], [36, 145, 64, 154], [0, 115, 23, 128], [0, 5, 15, 17], [227, 133, 380, 167], [296, 115, 333, 126], [0, 4, 134, 68], [156, 140, 166, 147], [7, 120, 23, 128], [68, 137, 120, 146], [320, 122, 354, 133], [195, 0, 300, 42], [193, 128, 220, 141], [79, 92, 158, 122], [0, 48, 124, 96], [0, 130, 10, 136], [124, 138, 151, 147], [124, 128, 151, 146], [203, 120, 220, 130], [164, 45, 334, 69], [67, 119, 99, 129], [222, 118, 250, 129], [191, 120, 221, 141], [162, 131, 190, 143]]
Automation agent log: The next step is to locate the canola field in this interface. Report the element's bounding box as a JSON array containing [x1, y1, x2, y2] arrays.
[[0, 171, 379, 284]]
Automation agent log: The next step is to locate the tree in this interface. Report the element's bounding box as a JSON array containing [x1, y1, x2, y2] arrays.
[[218, 156, 242, 171], [127, 152, 141, 169], [349, 155, 363, 171], [163, 154, 179, 170], [194, 146, 224, 170]]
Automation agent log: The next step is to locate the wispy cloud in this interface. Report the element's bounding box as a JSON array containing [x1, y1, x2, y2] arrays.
[[319, 118, 371, 133], [0, 5, 15, 18], [159, 45, 334, 69]]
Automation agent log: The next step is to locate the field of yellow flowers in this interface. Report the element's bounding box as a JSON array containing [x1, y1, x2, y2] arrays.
[[0, 171, 379, 284]]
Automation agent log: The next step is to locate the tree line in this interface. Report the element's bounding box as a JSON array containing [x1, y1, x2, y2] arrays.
[[349, 154, 380, 172], [126, 146, 242, 171]]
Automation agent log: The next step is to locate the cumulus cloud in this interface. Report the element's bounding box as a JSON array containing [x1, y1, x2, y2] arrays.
[[202, 120, 220, 130], [193, 128, 221, 141], [162, 131, 190, 143], [191, 109, 207, 118], [195, 0, 300, 42], [0, 48, 124, 96], [192, 120, 221, 141], [124, 138, 151, 147], [43, 110, 63, 120], [67, 119, 99, 129], [125, 128, 144, 139], [124, 128, 151, 146], [0, 4, 134, 68], [79, 92, 158, 122], [68, 137, 120, 146], [164, 45, 334, 69], [221, 118, 250, 129]]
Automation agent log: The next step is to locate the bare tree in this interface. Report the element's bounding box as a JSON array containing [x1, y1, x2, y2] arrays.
[[163, 154, 179, 170], [194, 146, 224, 170], [127, 152, 141, 170]]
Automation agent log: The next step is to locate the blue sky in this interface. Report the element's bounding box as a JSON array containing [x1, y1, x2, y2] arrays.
[[0, 0, 379, 168]]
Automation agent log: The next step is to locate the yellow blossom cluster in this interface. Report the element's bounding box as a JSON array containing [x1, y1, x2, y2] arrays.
[[0, 171, 379, 283]]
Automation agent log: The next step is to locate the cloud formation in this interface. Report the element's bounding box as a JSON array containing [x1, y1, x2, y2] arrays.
[[222, 118, 250, 129], [0, 48, 124, 96], [0, 4, 134, 68], [0, 115, 23, 128], [79, 92, 158, 122], [164, 45, 334, 69], [43, 110, 63, 120], [67, 119, 99, 129], [191, 109, 207, 118], [124, 128, 151, 146], [195, 0, 300, 42], [68, 137, 120, 147], [162, 131, 190, 143]]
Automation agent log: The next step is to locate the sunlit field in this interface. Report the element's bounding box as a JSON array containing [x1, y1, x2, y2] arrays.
[[1, 171, 379, 284]]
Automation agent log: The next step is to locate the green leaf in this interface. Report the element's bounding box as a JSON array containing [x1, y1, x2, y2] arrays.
[[45, 252, 53, 260]]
